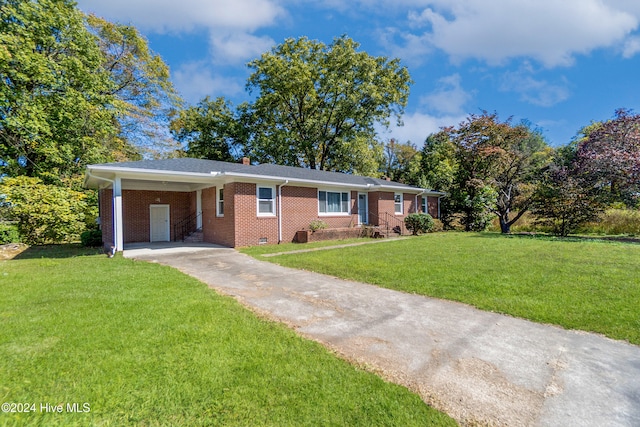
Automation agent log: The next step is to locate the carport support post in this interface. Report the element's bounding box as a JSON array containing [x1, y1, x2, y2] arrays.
[[196, 190, 202, 229], [113, 176, 124, 252]]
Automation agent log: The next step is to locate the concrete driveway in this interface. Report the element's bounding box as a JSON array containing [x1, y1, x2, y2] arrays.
[[126, 245, 640, 427]]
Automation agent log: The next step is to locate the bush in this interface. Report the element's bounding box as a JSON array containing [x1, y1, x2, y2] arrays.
[[432, 219, 444, 233], [577, 209, 640, 236], [0, 223, 21, 244], [80, 230, 103, 247], [309, 220, 328, 232], [0, 176, 92, 244], [404, 213, 435, 235]]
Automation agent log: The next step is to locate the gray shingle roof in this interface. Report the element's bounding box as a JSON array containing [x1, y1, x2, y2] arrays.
[[89, 158, 425, 191], [91, 158, 245, 174]]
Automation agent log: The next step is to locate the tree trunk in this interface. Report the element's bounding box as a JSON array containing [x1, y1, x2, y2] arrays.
[[499, 216, 511, 234]]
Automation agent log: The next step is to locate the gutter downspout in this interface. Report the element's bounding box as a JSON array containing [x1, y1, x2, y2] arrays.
[[86, 170, 120, 254], [278, 180, 289, 243]]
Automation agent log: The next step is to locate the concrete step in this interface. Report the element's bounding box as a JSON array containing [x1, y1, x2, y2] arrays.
[[183, 230, 203, 243]]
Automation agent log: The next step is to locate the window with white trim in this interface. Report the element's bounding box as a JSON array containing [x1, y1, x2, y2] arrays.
[[318, 190, 350, 214], [421, 197, 427, 214], [257, 186, 275, 216], [394, 192, 403, 214], [217, 187, 224, 217]]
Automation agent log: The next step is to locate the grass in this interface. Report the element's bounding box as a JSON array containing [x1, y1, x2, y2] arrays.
[[0, 246, 454, 426], [243, 233, 640, 345]]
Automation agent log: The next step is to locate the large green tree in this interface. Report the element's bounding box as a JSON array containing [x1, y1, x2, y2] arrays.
[[0, 0, 120, 181], [170, 97, 238, 161], [530, 162, 604, 237], [244, 36, 412, 175], [381, 139, 421, 184], [421, 113, 550, 232], [87, 14, 182, 158], [1, 0, 180, 244]]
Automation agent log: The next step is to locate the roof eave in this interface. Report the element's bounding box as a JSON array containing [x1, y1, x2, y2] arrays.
[[86, 164, 216, 179], [220, 171, 372, 189]]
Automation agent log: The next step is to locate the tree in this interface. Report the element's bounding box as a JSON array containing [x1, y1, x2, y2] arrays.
[[490, 126, 552, 233], [420, 113, 550, 232], [0, 0, 121, 181], [574, 109, 640, 207], [244, 36, 412, 175], [0, 176, 94, 244], [170, 97, 238, 161], [381, 139, 420, 183], [530, 164, 604, 236], [86, 14, 182, 158], [420, 131, 458, 192]]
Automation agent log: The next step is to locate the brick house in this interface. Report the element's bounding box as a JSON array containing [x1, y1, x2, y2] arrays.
[[84, 158, 444, 252]]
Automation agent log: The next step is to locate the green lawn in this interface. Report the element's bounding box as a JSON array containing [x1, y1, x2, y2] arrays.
[[243, 233, 640, 345], [0, 246, 455, 426]]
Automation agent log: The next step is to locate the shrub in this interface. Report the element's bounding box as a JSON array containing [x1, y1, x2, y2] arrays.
[[0, 176, 91, 244], [309, 220, 328, 232], [0, 223, 21, 244], [432, 219, 444, 232], [577, 209, 640, 236], [80, 230, 103, 247], [404, 213, 435, 235]]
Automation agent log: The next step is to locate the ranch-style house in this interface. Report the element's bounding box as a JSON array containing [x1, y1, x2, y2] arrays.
[[84, 158, 444, 252]]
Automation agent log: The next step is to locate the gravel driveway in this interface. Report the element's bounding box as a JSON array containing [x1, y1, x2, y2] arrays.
[[126, 245, 640, 426]]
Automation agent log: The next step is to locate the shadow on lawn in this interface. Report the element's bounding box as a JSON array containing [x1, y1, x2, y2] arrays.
[[470, 232, 640, 245], [11, 244, 104, 260]]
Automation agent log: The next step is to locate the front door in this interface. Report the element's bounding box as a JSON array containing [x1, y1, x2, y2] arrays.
[[358, 193, 368, 225], [150, 205, 170, 242]]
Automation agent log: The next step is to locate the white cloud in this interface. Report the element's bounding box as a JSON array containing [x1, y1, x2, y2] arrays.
[[420, 73, 472, 115], [499, 64, 570, 107], [384, 111, 466, 146], [390, 0, 640, 67], [210, 33, 276, 64], [623, 36, 640, 58], [76, 0, 285, 33], [377, 28, 433, 67], [173, 63, 244, 104], [77, 0, 283, 88]]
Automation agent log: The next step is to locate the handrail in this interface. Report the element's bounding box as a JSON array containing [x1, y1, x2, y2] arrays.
[[367, 211, 405, 236], [383, 212, 405, 236], [173, 211, 202, 242]]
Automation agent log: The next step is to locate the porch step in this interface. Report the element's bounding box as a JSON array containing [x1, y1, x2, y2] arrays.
[[183, 230, 203, 243], [369, 226, 402, 239]]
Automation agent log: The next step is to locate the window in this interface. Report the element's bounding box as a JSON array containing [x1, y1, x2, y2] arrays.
[[394, 193, 403, 214], [421, 197, 426, 214], [318, 190, 350, 214], [257, 186, 275, 215], [217, 187, 224, 217]]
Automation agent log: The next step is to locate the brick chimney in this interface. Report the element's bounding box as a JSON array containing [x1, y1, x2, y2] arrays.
[[240, 157, 250, 165], [385, 176, 391, 181]]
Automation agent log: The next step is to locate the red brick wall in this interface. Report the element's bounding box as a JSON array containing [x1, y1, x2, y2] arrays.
[[427, 196, 440, 218], [366, 191, 416, 233], [278, 186, 356, 243], [99, 189, 113, 248], [202, 186, 235, 247], [280, 186, 317, 241], [101, 182, 433, 248], [121, 190, 194, 243], [233, 182, 279, 247]]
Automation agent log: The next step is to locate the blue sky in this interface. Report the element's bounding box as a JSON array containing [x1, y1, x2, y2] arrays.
[[76, 0, 640, 147]]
